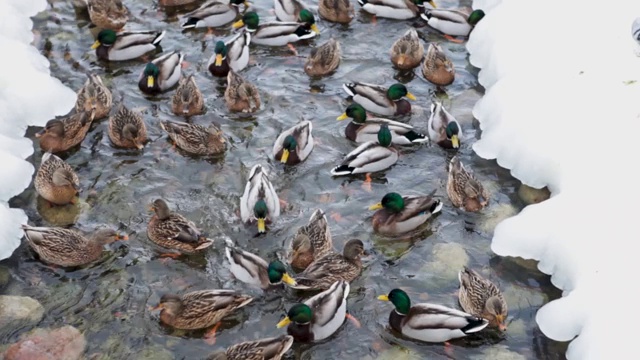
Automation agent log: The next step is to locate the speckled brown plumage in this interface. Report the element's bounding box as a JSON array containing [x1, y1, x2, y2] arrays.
[[108, 104, 147, 150], [390, 28, 424, 70], [34, 153, 80, 205], [458, 266, 508, 330], [292, 239, 364, 290], [318, 0, 354, 24], [288, 209, 333, 270], [36, 110, 96, 153], [147, 199, 214, 254], [206, 335, 294, 360], [160, 120, 225, 156], [75, 73, 112, 120], [87, 0, 128, 30], [304, 38, 341, 77], [447, 156, 489, 212], [224, 70, 260, 113], [422, 43, 455, 87], [171, 75, 204, 117]]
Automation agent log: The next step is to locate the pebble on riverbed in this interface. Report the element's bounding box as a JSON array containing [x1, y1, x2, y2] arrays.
[[421, 243, 470, 285], [470, 345, 527, 360], [375, 346, 423, 360], [518, 184, 551, 205], [478, 203, 518, 234], [3, 326, 86, 360], [0, 295, 44, 331]]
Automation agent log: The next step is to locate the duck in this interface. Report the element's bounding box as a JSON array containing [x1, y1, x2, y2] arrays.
[[287, 209, 333, 270], [318, 0, 354, 24], [304, 38, 341, 77], [337, 103, 427, 145], [36, 110, 96, 154], [224, 239, 297, 289], [181, 0, 248, 29], [91, 29, 166, 62], [160, 0, 199, 6], [377, 288, 489, 343], [138, 51, 184, 95], [35, 153, 80, 206], [276, 280, 349, 342], [171, 75, 205, 117], [21, 225, 127, 267], [75, 73, 112, 120], [458, 266, 508, 331], [290, 239, 365, 290], [342, 82, 416, 116], [357, 0, 435, 20], [108, 104, 147, 150], [232, 11, 317, 48], [87, 0, 128, 30], [224, 70, 260, 113], [390, 28, 424, 70], [447, 156, 489, 212], [421, 9, 485, 41], [160, 120, 226, 156], [368, 191, 442, 235], [208, 31, 251, 78], [206, 335, 294, 360], [147, 199, 214, 254], [272, 121, 314, 165], [422, 42, 455, 87], [240, 164, 280, 233], [330, 124, 399, 177], [427, 101, 460, 149], [274, 0, 308, 22], [151, 289, 253, 340]]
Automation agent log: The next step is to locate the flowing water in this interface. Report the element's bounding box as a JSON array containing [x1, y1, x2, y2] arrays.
[[2, 0, 568, 358]]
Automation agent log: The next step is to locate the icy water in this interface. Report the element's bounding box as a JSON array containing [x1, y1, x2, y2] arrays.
[[2, 0, 568, 358]]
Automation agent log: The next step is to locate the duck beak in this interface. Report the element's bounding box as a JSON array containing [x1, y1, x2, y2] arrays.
[[116, 233, 129, 241], [148, 205, 155, 213], [496, 315, 507, 331], [91, 40, 101, 50], [281, 273, 296, 286], [243, 1, 251, 7], [311, 24, 320, 34], [257, 218, 266, 233], [215, 54, 223, 66], [134, 140, 144, 150], [451, 135, 460, 148], [368, 202, 383, 211], [397, 54, 406, 66], [276, 316, 291, 328], [147, 76, 155, 88], [428, 0, 437, 8], [377, 295, 389, 301], [406, 92, 417, 101], [336, 113, 349, 121], [281, 149, 290, 164], [150, 304, 163, 311], [232, 19, 245, 29], [35, 129, 46, 138]]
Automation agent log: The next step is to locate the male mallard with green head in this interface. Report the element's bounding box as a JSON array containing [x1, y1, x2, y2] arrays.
[[240, 164, 280, 233], [138, 51, 184, 95], [208, 32, 251, 78], [368, 191, 442, 235], [272, 121, 314, 165], [358, 0, 436, 21], [421, 8, 485, 43], [232, 11, 317, 55], [343, 82, 416, 116], [181, 0, 249, 29], [225, 239, 297, 289], [427, 101, 461, 149], [91, 29, 165, 62]]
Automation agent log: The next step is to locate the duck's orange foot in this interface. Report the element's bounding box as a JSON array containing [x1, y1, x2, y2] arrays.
[[346, 313, 361, 328], [204, 322, 222, 345], [287, 43, 298, 56], [181, 60, 190, 69], [372, 15, 377, 25], [361, 173, 373, 192], [444, 35, 465, 44], [444, 341, 454, 357], [160, 253, 181, 259], [206, 28, 215, 36], [330, 211, 342, 222], [279, 198, 289, 208]]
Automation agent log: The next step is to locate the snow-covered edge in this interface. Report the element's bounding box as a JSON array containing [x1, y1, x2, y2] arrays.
[[0, 0, 77, 260]]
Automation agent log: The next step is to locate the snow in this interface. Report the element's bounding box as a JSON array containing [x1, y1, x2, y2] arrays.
[[468, 0, 640, 358], [0, 0, 77, 260]]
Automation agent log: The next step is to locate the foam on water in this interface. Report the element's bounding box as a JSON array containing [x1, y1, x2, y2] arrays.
[[469, 0, 640, 358]]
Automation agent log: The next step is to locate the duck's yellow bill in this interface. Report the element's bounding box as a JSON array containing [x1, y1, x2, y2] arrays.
[[91, 40, 101, 50], [336, 113, 349, 121], [377, 295, 389, 301], [232, 19, 244, 29], [369, 202, 383, 211], [451, 134, 460, 148], [147, 205, 155, 212], [257, 218, 266, 233], [406, 92, 417, 101], [281, 273, 296, 286], [281, 149, 290, 164], [243, 1, 251, 7], [147, 76, 155, 88], [276, 317, 291, 328], [215, 54, 223, 66], [311, 24, 320, 34], [428, 0, 437, 8], [117, 234, 129, 241]]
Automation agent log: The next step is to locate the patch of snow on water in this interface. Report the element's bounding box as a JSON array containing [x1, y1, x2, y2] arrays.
[[0, 0, 76, 260], [468, 0, 640, 358]]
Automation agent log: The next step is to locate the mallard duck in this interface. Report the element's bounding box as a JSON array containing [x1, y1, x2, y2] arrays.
[[318, 0, 354, 24], [160, 120, 226, 156], [272, 121, 314, 165], [337, 103, 427, 145], [206, 335, 294, 360], [427, 101, 460, 149], [330, 124, 399, 176], [422, 42, 454, 87], [171, 75, 205, 117], [458, 267, 508, 331], [91, 29, 166, 62], [208, 31, 251, 78], [181, 0, 247, 29], [274, 0, 307, 22], [421, 9, 485, 39], [342, 82, 416, 116], [377, 288, 489, 343], [304, 38, 341, 77], [390, 28, 424, 70], [368, 191, 442, 235], [224, 239, 296, 289], [138, 51, 184, 95], [36, 110, 96, 153], [240, 164, 280, 233], [287, 209, 333, 270], [21, 225, 127, 267], [224, 70, 260, 113], [108, 105, 147, 150], [151, 290, 253, 340], [290, 239, 364, 290], [276, 280, 349, 342], [160, 0, 199, 6], [447, 156, 489, 212], [35, 153, 80, 206], [75, 73, 112, 120], [357, 0, 435, 20], [87, 0, 128, 30], [147, 199, 214, 254], [232, 11, 317, 47]]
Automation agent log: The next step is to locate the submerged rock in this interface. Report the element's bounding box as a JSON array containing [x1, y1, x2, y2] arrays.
[[0, 265, 10, 288], [3, 326, 86, 360], [422, 243, 470, 284], [518, 184, 551, 205], [478, 203, 518, 234], [376, 346, 423, 360], [471, 345, 527, 360], [0, 295, 44, 330]]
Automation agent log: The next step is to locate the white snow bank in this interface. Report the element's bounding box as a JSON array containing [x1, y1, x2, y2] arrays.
[[468, 0, 640, 358], [0, 0, 77, 260]]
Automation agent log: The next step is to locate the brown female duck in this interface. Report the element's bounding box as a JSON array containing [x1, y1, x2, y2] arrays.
[[171, 75, 205, 117], [160, 120, 226, 156], [206, 335, 294, 360], [304, 38, 341, 77], [108, 104, 147, 150], [447, 156, 489, 212], [318, 0, 354, 24], [147, 199, 214, 255], [458, 266, 508, 331], [36, 110, 96, 153], [422, 42, 455, 87], [87, 0, 129, 30], [287, 209, 332, 270], [75, 73, 112, 120], [35, 153, 80, 206], [224, 70, 260, 113]]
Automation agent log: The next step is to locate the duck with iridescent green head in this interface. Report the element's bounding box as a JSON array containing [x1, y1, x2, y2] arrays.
[[421, 8, 485, 43], [138, 51, 184, 95], [272, 121, 314, 165], [91, 29, 165, 62], [181, 0, 249, 29], [240, 164, 280, 233], [232, 11, 317, 51], [368, 191, 442, 235], [208, 31, 251, 78], [224, 238, 297, 289], [427, 101, 461, 149], [342, 82, 416, 117], [358, 0, 436, 21]]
